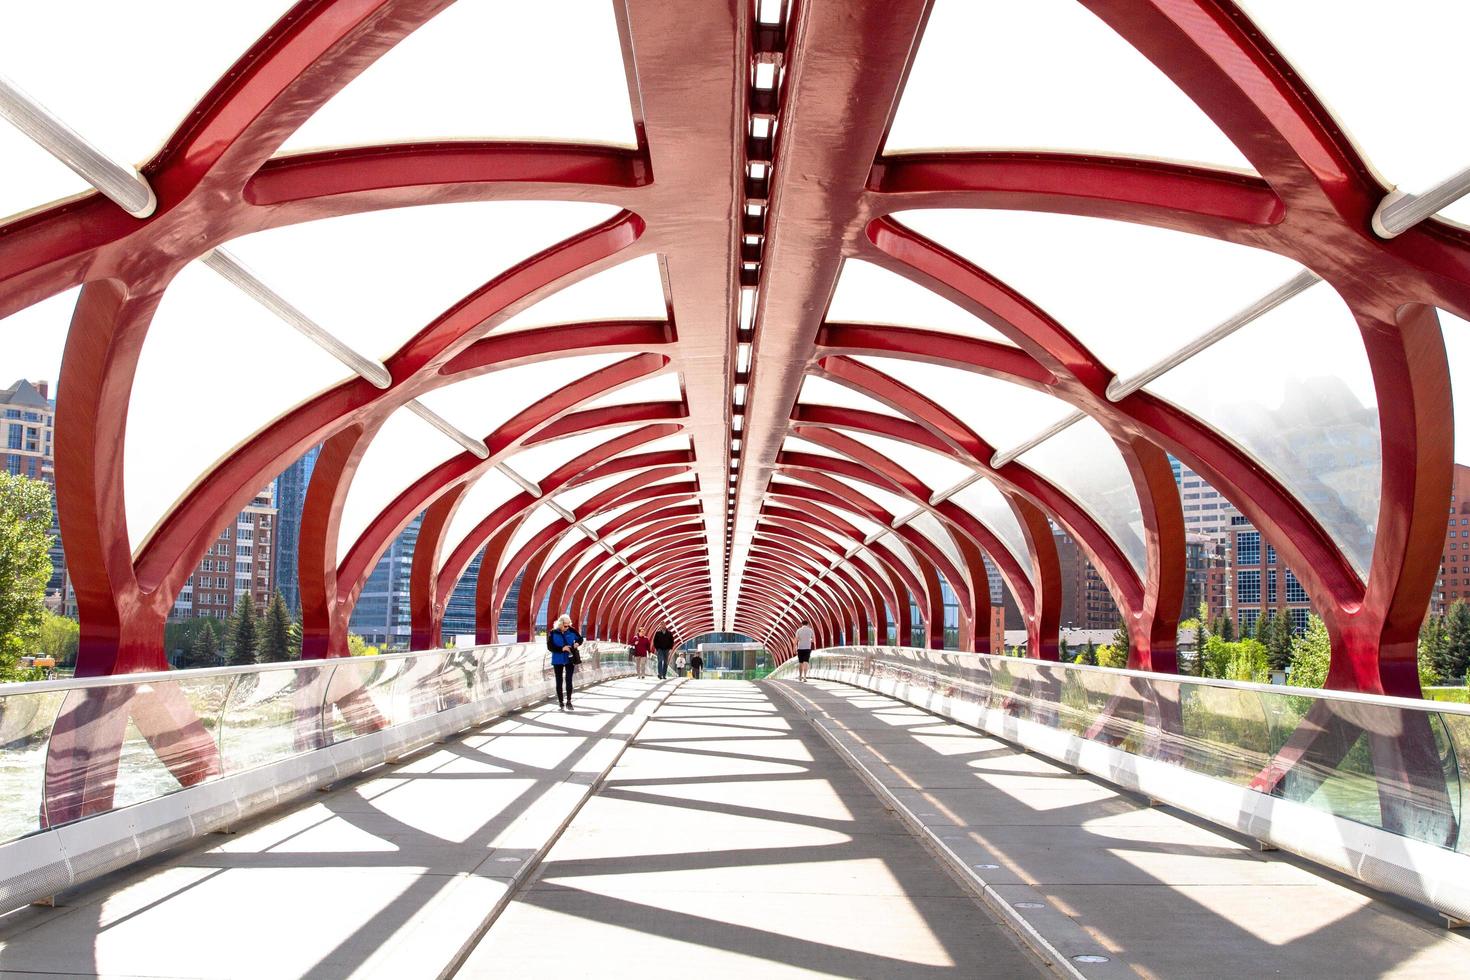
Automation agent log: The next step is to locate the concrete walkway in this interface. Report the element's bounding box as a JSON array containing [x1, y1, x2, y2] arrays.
[[771, 679, 1470, 979], [458, 681, 1045, 978], [0, 677, 675, 980]]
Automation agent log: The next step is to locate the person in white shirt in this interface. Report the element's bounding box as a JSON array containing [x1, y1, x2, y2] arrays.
[[794, 621, 816, 682]]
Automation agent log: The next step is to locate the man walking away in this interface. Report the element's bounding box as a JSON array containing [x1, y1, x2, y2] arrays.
[[631, 629, 652, 678], [794, 620, 815, 682], [653, 625, 675, 680]]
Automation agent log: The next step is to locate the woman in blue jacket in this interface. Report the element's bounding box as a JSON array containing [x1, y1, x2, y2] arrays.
[[548, 614, 582, 711]]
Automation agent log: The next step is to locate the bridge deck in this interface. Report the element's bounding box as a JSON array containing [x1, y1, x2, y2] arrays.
[[1, 677, 1466, 978]]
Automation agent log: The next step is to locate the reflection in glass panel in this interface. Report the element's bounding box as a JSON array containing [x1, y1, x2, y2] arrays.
[[1236, 0, 1470, 226], [227, 202, 618, 361], [948, 477, 1033, 578], [495, 254, 667, 334], [895, 209, 1302, 380], [337, 408, 463, 556], [441, 468, 520, 564], [0, 690, 66, 843], [1147, 285, 1380, 576], [826, 259, 1014, 345], [885, 0, 1250, 169], [1017, 416, 1147, 576], [128, 262, 351, 551], [851, 355, 1074, 452], [283, 0, 637, 150]]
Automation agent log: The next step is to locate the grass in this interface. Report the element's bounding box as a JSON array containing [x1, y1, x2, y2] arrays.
[[1425, 686, 1470, 704]]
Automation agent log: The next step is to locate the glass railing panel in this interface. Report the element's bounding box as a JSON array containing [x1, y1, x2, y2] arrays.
[[219, 664, 330, 773], [324, 657, 408, 742], [0, 688, 67, 844], [787, 648, 1470, 856]]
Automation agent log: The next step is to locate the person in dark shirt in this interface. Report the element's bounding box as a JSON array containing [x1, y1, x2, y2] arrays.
[[653, 626, 675, 680]]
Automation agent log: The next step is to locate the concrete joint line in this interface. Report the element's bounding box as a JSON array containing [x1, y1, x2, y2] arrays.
[[416, 679, 685, 980], [766, 680, 1090, 980]]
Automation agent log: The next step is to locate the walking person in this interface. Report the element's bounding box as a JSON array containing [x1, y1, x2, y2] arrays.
[[653, 625, 675, 680], [631, 629, 652, 678], [794, 620, 815, 682], [548, 614, 583, 711], [690, 649, 703, 680], [674, 650, 687, 677]]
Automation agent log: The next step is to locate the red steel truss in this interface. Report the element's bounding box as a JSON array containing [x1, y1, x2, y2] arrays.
[[0, 0, 1466, 709]]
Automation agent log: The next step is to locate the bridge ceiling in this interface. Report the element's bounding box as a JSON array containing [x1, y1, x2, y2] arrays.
[[2, 1, 1468, 693]]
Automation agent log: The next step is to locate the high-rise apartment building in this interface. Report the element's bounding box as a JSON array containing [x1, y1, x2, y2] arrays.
[[1431, 463, 1470, 616], [174, 484, 277, 619], [1228, 513, 1312, 634], [1174, 458, 1240, 545], [2, 379, 64, 596], [1053, 526, 1120, 629], [1183, 532, 1230, 625]]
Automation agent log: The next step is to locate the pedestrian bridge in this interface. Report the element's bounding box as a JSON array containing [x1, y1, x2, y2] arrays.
[[2, 645, 1468, 978]]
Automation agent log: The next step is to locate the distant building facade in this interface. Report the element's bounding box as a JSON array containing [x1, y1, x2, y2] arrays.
[[272, 445, 320, 615], [1, 379, 65, 596], [174, 484, 277, 619], [1054, 526, 1120, 630], [1432, 463, 1470, 616], [1228, 513, 1312, 634], [350, 513, 420, 649], [1174, 457, 1240, 545]]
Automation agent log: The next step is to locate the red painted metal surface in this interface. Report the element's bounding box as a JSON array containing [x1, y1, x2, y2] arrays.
[[0, 0, 1461, 766]]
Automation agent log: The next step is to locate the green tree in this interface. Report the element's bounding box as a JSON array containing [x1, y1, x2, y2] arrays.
[[1225, 638, 1271, 683], [287, 620, 303, 660], [1058, 636, 1070, 663], [1288, 615, 1331, 689], [258, 593, 293, 663], [1444, 601, 1470, 681], [1422, 614, 1449, 683], [0, 475, 56, 679], [1252, 611, 1270, 644], [347, 634, 379, 657], [1081, 639, 1097, 666], [1201, 635, 1233, 679], [1095, 643, 1128, 669], [1217, 614, 1235, 643], [179, 620, 221, 670], [37, 610, 80, 667], [1111, 617, 1130, 658], [1266, 614, 1294, 672], [229, 594, 258, 666]]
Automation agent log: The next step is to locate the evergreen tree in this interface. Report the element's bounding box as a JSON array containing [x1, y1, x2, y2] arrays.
[[287, 620, 303, 660], [192, 620, 220, 668], [1443, 601, 1470, 682], [229, 594, 258, 666], [1252, 611, 1270, 644], [1266, 614, 1294, 672], [1421, 614, 1449, 685], [1111, 618, 1130, 659], [1193, 604, 1211, 676], [1058, 636, 1070, 663], [258, 593, 293, 663], [1082, 639, 1097, 666], [1218, 614, 1235, 643]]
